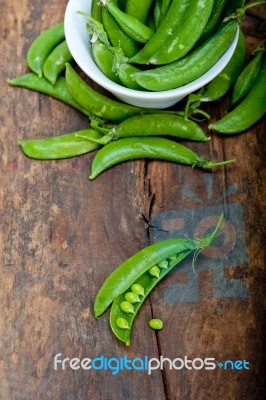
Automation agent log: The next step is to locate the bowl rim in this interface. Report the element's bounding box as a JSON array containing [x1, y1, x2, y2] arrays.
[[64, 0, 239, 101]]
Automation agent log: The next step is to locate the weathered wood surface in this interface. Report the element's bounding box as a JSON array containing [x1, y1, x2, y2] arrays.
[[0, 1, 265, 399]]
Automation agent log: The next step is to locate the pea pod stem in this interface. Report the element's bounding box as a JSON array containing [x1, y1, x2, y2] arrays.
[[223, 0, 266, 22]]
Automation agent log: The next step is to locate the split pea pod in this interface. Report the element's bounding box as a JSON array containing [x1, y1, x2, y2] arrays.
[[125, 0, 153, 24], [130, 0, 190, 65], [209, 55, 266, 134], [149, 0, 215, 65], [110, 252, 191, 345], [94, 239, 195, 317], [91, 114, 210, 144], [27, 22, 65, 77], [133, 20, 238, 91], [95, 215, 223, 345], [230, 42, 265, 106], [43, 40, 73, 84], [7, 74, 93, 118], [89, 137, 235, 179], [101, 0, 154, 43], [19, 129, 102, 160], [65, 63, 184, 122]]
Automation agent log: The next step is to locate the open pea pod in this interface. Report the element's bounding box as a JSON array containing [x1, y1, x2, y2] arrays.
[[94, 215, 224, 345], [109, 251, 192, 345]]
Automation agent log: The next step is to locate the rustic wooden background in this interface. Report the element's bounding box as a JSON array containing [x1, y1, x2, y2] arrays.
[[0, 1, 265, 399]]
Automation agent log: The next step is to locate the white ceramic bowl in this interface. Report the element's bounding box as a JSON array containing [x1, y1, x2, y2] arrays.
[[64, 0, 239, 109]]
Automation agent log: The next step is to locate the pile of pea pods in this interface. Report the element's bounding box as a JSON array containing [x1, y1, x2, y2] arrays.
[[6, 1, 266, 344]]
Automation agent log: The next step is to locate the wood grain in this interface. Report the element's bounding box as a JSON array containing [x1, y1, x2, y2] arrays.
[[0, 1, 265, 399]]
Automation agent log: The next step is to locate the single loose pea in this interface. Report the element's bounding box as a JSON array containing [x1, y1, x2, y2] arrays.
[[120, 301, 135, 314], [158, 260, 168, 269], [116, 317, 130, 330], [148, 265, 160, 278], [125, 292, 141, 303], [149, 319, 163, 330], [131, 283, 145, 296]]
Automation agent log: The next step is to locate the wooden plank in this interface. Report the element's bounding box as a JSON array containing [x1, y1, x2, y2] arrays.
[[0, 1, 265, 399]]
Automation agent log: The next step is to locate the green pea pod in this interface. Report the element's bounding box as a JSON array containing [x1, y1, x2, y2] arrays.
[[209, 55, 266, 134], [92, 40, 122, 84], [43, 40, 73, 84], [130, 0, 190, 65], [159, 0, 172, 25], [89, 137, 235, 180], [197, 0, 228, 45], [133, 20, 238, 91], [27, 22, 65, 77], [150, 0, 215, 65], [7, 74, 93, 118], [231, 44, 265, 106], [19, 129, 102, 160], [92, 114, 210, 144], [125, 0, 153, 24], [95, 214, 224, 345], [64, 63, 185, 122], [153, 0, 162, 30], [102, 9, 140, 57], [92, 0, 103, 22], [102, 0, 154, 43], [185, 28, 246, 115]]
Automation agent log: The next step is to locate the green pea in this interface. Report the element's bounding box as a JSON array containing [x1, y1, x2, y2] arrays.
[[149, 319, 163, 330], [131, 283, 145, 297], [120, 301, 135, 314], [158, 260, 168, 269], [116, 317, 130, 330], [148, 266, 160, 278], [125, 292, 141, 303]]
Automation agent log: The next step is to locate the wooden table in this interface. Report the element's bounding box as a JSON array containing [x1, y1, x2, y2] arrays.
[[1, 1, 265, 399]]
